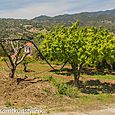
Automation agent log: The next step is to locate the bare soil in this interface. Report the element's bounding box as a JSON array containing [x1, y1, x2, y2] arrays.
[[0, 76, 56, 107], [0, 72, 77, 112], [0, 62, 115, 114]]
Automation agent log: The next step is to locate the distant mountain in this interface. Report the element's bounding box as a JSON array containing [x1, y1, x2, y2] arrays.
[[34, 15, 51, 20], [32, 9, 115, 32], [0, 9, 115, 38]]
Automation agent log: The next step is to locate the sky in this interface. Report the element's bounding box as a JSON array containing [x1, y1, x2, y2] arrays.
[[0, 0, 115, 19]]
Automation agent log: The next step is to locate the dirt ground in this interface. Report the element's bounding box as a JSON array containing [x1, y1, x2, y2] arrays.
[[0, 72, 78, 112], [0, 75, 58, 107], [0, 75, 114, 115], [0, 107, 115, 115], [0, 62, 115, 115]]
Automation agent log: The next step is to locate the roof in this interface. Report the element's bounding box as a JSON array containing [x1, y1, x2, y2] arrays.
[[25, 42, 33, 47]]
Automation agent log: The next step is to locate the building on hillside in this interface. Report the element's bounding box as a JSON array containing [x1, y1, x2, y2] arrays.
[[24, 42, 33, 56]]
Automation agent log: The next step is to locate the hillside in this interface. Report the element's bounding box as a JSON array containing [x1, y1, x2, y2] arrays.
[[0, 9, 115, 38], [33, 9, 115, 32]]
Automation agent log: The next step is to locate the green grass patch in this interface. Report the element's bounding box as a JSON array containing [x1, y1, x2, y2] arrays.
[[78, 93, 115, 106], [82, 74, 115, 81], [43, 76, 79, 98]]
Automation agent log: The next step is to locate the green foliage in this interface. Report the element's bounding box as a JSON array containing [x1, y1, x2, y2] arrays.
[[0, 57, 5, 61], [0, 46, 5, 56], [22, 56, 35, 72], [91, 28, 115, 64], [5, 101, 13, 107], [42, 88, 50, 93], [0, 9, 115, 38], [88, 74, 115, 80], [23, 56, 35, 65], [56, 83, 79, 98], [43, 76, 79, 98], [40, 21, 114, 85], [43, 76, 53, 81]]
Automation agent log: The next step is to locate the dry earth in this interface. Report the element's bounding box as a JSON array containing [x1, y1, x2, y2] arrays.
[[0, 62, 115, 115]]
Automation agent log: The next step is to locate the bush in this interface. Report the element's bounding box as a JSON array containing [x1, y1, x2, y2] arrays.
[[43, 76, 79, 98], [5, 101, 13, 107], [0, 57, 7, 62]]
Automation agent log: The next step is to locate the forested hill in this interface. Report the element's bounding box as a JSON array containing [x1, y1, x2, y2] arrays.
[[32, 9, 115, 32], [0, 9, 115, 38]]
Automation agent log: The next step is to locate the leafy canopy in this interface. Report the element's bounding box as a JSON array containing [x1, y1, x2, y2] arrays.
[[40, 22, 114, 67]]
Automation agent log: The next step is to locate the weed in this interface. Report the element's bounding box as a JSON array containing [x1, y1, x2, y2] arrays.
[[43, 76, 79, 98], [42, 88, 50, 95], [83, 74, 115, 80], [43, 76, 53, 81], [5, 101, 13, 107]]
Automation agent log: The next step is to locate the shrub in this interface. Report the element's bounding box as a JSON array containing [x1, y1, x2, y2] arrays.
[[43, 76, 79, 98]]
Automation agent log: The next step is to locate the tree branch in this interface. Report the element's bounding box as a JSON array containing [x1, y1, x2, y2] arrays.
[[1, 38, 55, 70], [11, 41, 17, 53], [16, 53, 29, 65], [0, 42, 14, 69], [14, 46, 24, 65], [3, 58, 10, 69]]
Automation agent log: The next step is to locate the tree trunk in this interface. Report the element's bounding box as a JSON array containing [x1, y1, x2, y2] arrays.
[[73, 74, 80, 87], [23, 63, 27, 72], [112, 62, 115, 71], [71, 63, 83, 88], [9, 67, 16, 78], [71, 63, 79, 87], [108, 64, 112, 74]]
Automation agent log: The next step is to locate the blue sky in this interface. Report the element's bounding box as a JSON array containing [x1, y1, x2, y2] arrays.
[[0, 0, 115, 19]]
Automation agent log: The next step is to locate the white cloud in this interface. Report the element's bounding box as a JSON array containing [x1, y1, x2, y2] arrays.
[[0, 0, 114, 19], [0, 0, 76, 19]]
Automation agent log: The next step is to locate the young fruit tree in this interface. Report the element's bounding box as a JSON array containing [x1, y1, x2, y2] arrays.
[[90, 27, 115, 73], [0, 39, 31, 78], [40, 22, 114, 87]]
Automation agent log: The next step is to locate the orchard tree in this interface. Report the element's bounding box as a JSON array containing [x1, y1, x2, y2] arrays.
[[90, 27, 115, 73], [40, 22, 114, 87], [0, 37, 55, 78], [0, 39, 30, 78], [40, 22, 94, 86]]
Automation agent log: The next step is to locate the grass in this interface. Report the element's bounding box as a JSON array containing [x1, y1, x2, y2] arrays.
[[42, 75, 115, 112], [87, 74, 115, 80], [43, 76, 79, 98], [5, 100, 13, 107]]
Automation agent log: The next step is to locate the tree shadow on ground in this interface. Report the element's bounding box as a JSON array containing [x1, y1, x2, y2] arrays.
[[82, 67, 115, 75], [51, 68, 115, 94], [67, 80, 115, 95], [24, 69, 35, 73], [50, 67, 114, 76], [16, 77, 48, 85], [50, 68, 72, 76]]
